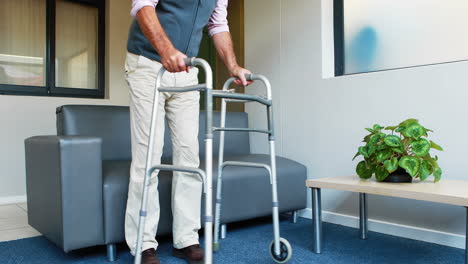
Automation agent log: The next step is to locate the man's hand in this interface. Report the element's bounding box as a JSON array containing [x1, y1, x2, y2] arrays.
[[136, 7, 188, 73], [160, 47, 188, 73], [230, 65, 253, 86]]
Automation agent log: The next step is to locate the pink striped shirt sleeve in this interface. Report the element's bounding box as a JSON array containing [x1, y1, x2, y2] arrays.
[[207, 0, 230, 36], [130, 0, 229, 37], [130, 0, 158, 18]]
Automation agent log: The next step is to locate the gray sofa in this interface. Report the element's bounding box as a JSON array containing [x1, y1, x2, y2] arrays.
[[24, 105, 307, 261]]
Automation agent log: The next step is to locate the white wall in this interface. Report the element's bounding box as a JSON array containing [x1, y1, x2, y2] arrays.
[[245, 0, 468, 248], [0, 0, 132, 204]]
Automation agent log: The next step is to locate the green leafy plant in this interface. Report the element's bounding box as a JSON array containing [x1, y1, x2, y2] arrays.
[[353, 119, 443, 182]]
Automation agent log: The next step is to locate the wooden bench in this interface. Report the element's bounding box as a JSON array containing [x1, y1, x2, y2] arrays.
[[306, 176, 468, 264]]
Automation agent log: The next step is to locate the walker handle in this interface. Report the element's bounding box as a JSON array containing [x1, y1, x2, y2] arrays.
[[232, 74, 254, 82], [184, 57, 195, 67], [222, 74, 272, 99]]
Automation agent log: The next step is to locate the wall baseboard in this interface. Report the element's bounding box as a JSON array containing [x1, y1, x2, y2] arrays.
[[0, 195, 27, 206], [299, 208, 465, 249]]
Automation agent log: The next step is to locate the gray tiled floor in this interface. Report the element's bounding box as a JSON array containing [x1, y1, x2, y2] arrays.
[[0, 204, 40, 242]]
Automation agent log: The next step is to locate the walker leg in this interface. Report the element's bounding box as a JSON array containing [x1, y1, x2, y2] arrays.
[[270, 142, 281, 256], [204, 82, 214, 264], [213, 187, 223, 250], [267, 104, 281, 256], [134, 82, 162, 264], [214, 98, 227, 252]]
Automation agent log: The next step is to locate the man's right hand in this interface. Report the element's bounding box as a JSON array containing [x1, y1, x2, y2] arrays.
[[136, 7, 188, 73], [160, 47, 188, 73]]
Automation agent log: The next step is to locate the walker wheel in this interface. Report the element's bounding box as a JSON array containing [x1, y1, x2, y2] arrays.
[[269, 237, 292, 263]]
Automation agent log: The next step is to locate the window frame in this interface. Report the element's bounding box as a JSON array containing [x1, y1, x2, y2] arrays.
[[0, 0, 106, 98], [333, 0, 345, 77]]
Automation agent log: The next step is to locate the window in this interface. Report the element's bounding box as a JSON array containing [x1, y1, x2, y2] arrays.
[[334, 0, 468, 76], [0, 0, 105, 98], [0, 0, 47, 88]]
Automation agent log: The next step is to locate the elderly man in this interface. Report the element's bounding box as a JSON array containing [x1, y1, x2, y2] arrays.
[[124, 1, 251, 263]]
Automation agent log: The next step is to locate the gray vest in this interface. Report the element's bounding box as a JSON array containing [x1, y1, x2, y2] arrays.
[[127, 0, 217, 62]]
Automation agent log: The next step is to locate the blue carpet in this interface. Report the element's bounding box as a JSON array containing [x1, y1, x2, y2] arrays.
[[0, 218, 464, 264]]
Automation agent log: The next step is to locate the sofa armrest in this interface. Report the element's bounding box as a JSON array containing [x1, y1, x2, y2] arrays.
[[25, 136, 104, 252]]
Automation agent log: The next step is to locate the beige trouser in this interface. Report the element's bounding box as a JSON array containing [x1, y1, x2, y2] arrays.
[[124, 52, 202, 255]]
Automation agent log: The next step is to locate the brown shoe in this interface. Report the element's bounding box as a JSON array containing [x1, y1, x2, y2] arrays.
[[141, 248, 160, 264], [172, 244, 204, 264]]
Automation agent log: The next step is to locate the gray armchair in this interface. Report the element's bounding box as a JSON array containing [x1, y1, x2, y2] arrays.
[[25, 105, 307, 261]]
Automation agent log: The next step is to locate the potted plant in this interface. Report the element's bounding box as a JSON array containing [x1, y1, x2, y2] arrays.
[[353, 119, 443, 183]]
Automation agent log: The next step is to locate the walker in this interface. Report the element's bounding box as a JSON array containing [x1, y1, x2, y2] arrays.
[[134, 57, 292, 264], [212, 70, 292, 264]]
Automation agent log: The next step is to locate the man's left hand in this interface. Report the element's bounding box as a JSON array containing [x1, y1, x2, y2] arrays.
[[230, 66, 253, 86]]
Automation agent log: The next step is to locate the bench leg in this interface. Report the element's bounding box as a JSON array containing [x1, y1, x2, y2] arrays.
[[221, 224, 227, 240], [106, 244, 117, 262], [359, 193, 368, 240], [312, 188, 322, 254], [465, 207, 467, 264], [290, 210, 298, 224]]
